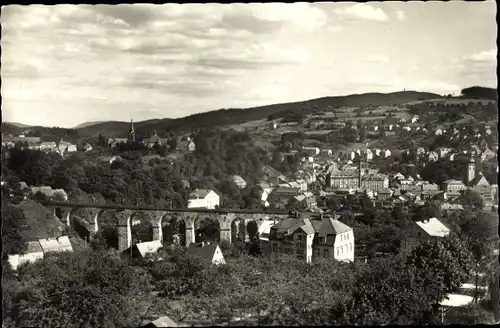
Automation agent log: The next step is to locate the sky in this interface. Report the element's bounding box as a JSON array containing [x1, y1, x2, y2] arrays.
[[1, 2, 497, 128]]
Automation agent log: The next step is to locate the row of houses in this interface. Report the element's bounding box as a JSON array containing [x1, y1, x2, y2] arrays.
[[8, 236, 73, 270], [1, 135, 91, 154]]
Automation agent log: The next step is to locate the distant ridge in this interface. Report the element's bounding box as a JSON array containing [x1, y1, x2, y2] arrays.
[[3, 122, 31, 128], [73, 121, 113, 129]]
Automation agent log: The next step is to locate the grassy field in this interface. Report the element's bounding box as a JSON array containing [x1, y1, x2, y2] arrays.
[[18, 200, 66, 241]]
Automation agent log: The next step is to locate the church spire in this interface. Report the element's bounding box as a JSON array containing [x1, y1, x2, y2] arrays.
[[129, 119, 136, 142]]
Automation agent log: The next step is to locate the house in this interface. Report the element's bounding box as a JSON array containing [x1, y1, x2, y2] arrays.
[[435, 128, 443, 136], [269, 216, 354, 263], [481, 147, 496, 161], [7, 241, 44, 270], [291, 191, 317, 209], [427, 151, 439, 162], [296, 179, 308, 192], [52, 189, 68, 201], [392, 172, 405, 181], [38, 236, 73, 254], [142, 130, 168, 148], [404, 218, 450, 253], [376, 189, 393, 200], [365, 149, 374, 162], [320, 149, 333, 157], [268, 187, 301, 207], [302, 146, 320, 157], [411, 115, 419, 123], [271, 122, 278, 129], [374, 148, 382, 157], [124, 240, 163, 258], [39, 141, 57, 152], [142, 315, 178, 328], [383, 149, 391, 158], [232, 175, 247, 189], [177, 138, 196, 152], [108, 137, 128, 148], [187, 189, 220, 209], [257, 219, 277, 254], [441, 179, 467, 193], [186, 242, 225, 265], [30, 186, 54, 199], [83, 143, 93, 152]]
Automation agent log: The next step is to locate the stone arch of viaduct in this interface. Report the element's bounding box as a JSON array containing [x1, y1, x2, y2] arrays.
[[43, 203, 294, 251]]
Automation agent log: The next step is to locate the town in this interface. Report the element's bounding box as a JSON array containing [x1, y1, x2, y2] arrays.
[[1, 3, 498, 328]]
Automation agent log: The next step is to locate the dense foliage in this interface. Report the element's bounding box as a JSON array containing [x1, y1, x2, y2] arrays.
[[461, 86, 497, 101], [3, 129, 269, 210]]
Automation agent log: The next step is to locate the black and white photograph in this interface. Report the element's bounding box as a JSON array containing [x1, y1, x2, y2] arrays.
[[1, 1, 498, 327]]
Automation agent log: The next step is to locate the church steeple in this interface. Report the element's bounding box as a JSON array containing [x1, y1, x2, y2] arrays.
[[129, 119, 136, 142]]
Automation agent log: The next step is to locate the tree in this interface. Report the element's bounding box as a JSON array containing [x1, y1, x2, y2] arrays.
[[1, 202, 28, 256], [8, 250, 152, 327], [407, 235, 474, 307]]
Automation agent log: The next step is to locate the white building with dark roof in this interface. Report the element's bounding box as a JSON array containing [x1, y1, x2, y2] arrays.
[[269, 216, 354, 263], [187, 189, 220, 209], [7, 241, 44, 270]]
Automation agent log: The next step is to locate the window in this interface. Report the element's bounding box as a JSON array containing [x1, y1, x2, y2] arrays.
[[340, 234, 343, 242], [417, 231, 422, 237], [273, 244, 278, 252], [341, 246, 344, 255], [350, 243, 353, 252], [336, 248, 339, 256], [297, 256, 304, 261], [324, 249, 329, 258], [298, 243, 304, 250], [297, 233, 303, 241]]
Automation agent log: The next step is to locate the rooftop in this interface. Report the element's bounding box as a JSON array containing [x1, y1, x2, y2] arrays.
[[416, 218, 450, 237]]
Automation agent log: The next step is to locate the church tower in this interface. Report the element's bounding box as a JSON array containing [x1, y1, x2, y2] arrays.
[[464, 156, 476, 186], [128, 119, 136, 142]]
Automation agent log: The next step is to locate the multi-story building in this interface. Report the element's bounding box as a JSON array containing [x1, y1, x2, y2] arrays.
[[441, 179, 467, 193], [269, 216, 354, 263], [329, 171, 359, 189], [361, 174, 389, 192]]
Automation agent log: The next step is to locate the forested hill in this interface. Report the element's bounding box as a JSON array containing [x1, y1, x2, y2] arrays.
[[461, 86, 497, 101], [77, 90, 442, 137]]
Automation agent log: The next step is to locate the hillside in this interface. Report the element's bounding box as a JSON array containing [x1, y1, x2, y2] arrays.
[[75, 118, 172, 137], [3, 122, 32, 128], [77, 91, 441, 137], [3, 91, 442, 138], [73, 121, 111, 129], [18, 200, 66, 241]]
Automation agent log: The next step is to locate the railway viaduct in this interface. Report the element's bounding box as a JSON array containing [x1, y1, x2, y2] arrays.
[[42, 202, 301, 251]]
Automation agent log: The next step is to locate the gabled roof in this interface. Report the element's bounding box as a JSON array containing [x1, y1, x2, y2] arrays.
[[272, 187, 300, 194], [132, 240, 163, 257], [469, 174, 489, 187], [38, 236, 73, 253], [188, 189, 216, 199], [26, 241, 43, 253], [143, 315, 178, 328], [186, 242, 222, 262], [317, 218, 352, 237], [271, 218, 315, 235], [416, 218, 450, 237]]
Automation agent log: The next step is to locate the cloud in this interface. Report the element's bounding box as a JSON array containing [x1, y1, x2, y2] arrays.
[[465, 49, 496, 63], [365, 54, 390, 63], [334, 4, 388, 22], [1, 3, 496, 127], [396, 10, 405, 20]]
